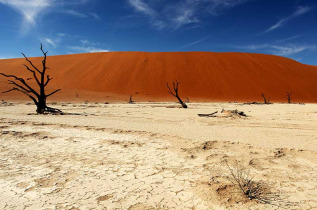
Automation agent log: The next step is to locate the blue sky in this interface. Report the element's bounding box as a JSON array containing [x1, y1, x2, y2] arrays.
[[0, 0, 316, 65]]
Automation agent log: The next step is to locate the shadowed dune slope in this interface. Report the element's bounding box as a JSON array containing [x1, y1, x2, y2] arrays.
[[0, 52, 316, 102]]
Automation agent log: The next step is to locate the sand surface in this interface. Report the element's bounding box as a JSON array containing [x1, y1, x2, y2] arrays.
[[0, 101, 316, 209], [1, 52, 317, 103]]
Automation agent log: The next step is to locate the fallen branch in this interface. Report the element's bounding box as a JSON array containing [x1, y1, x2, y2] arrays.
[[198, 111, 218, 117]]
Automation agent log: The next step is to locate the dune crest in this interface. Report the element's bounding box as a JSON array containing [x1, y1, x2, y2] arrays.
[[0, 52, 316, 102]]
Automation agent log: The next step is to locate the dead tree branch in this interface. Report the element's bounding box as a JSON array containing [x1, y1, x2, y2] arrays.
[[261, 93, 271, 104], [198, 111, 218, 117], [0, 44, 62, 114], [129, 95, 134, 104], [167, 80, 187, 108], [286, 91, 292, 104]]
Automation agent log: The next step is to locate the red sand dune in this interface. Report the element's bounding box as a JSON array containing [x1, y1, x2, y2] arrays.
[[0, 51, 316, 103]]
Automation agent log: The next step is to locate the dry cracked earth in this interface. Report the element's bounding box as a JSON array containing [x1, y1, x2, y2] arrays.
[[0, 102, 317, 210]]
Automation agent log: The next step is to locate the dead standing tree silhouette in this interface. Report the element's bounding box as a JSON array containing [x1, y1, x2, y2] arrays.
[[0, 44, 62, 114], [166, 80, 188, 108], [129, 94, 134, 104], [286, 91, 292, 104], [261, 93, 271, 104]]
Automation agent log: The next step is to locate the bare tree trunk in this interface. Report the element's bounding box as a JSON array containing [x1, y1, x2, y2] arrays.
[[286, 91, 292, 104], [0, 44, 62, 114], [261, 93, 270, 104], [167, 80, 188, 109], [129, 95, 134, 104], [176, 95, 187, 108], [36, 96, 47, 114]]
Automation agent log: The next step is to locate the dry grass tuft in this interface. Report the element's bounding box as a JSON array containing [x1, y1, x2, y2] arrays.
[[222, 159, 295, 208]]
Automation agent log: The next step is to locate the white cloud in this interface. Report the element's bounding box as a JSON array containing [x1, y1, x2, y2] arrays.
[[128, 0, 251, 30], [68, 46, 109, 53], [0, 55, 14, 59], [89, 12, 100, 20], [275, 34, 303, 43], [205, 0, 250, 15], [243, 44, 270, 51], [128, 0, 156, 17], [40, 36, 62, 48], [68, 40, 109, 54], [42, 37, 57, 48], [61, 10, 88, 18], [270, 45, 314, 56], [242, 44, 315, 56], [56, 33, 66, 37], [0, 0, 51, 31], [172, 3, 200, 29], [265, 6, 311, 33], [128, 0, 164, 29], [175, 36, 210, 51], [57, 9, 101, 20], [80, 40, 90, 45], [0, 0, 97, 33]]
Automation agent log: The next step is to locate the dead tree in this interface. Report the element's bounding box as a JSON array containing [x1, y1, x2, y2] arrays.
[[286, 91, 292, 104], [0, 44, 62, 114], [129, 95, 134, 104], [167, 80, 187, 108], [261, 93, 271, 104]]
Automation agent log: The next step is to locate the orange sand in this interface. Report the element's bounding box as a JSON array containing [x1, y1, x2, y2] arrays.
[[0, 52, 316, 103]]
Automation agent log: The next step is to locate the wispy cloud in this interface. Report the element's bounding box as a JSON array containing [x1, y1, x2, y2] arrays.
[[0, 0, 98, 33], [68, 46, 109, 53], [58, 10, 100, 19], [68, 40, 109, 54], [89, 12, 100, 20], [270, 45, 314, 56], [171, 2, 200, 29], [128, 0, 251, 30], [174, 36, 210, 51], [40, 33, 65, 48], [41, 37, 58, 48], [241, 44, 315, 56], [128, 0, 156, 17], [205, 0, 250, 15], [265, 6, 311, 33], [56, 33, 66, 37], [61, 9, 88, 18], [128, 0, 166, 29], [80, 40, 90, 45], [0, 54, 15, 59], [0, 0, 51, 32], [275, 34, 303, 43]]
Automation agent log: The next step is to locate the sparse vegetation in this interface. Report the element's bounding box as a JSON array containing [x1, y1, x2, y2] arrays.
[[166, 80, 187, 108], [223, 159, 293, 207], [0, 44, 62, 114]]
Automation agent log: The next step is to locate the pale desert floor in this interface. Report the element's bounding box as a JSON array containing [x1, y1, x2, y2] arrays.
[[0, 101, 316, 210]]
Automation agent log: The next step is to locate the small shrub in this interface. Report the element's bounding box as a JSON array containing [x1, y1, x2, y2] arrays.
[[222, 159, 293, 207]]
